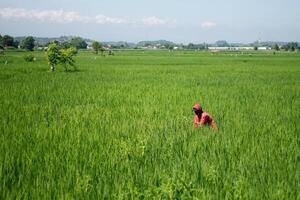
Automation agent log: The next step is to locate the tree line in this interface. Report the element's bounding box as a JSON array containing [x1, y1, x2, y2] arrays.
[[0, 35, 90, 51], [0, 35, 34, 50], [1, 34, 299, 52]]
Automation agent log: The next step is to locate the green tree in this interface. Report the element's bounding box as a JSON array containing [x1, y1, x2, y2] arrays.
[[281, 45, 289, 51], [59, 47, 78, 71], [47, 43, 60, 71], [100, 46, 105, 56], [254, 46, 258, 51], [70, 37, 87, 49], [0, 35, 3, 48], [289, 42, 298, 51], [2, 35, 14, 47], [53, 40, 60, 46], [165, 43, 174, 50], [92, 41, 101, 54], [216, 40, 229, 47], [60, 41, 71, 49], [272, 44, 279, 51], [281, 42, 299, 51], [187, 43, 195, 49], [13, 40, 19, 48], [47, 43, 78, 72], [21, 36, 35, 51]]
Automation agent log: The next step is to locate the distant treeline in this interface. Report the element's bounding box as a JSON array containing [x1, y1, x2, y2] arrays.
[[0, 34, 299, 51], [0, 35, 89, 51]]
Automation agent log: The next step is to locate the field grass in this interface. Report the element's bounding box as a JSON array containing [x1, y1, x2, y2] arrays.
[[0, 50, 299, 199]]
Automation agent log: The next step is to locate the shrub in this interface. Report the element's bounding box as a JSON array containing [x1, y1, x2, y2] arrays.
[[47, 43, 78, 72], [24, 54, 35, 62], [47, 43, 60, 71], [59, 47, 78, 71]]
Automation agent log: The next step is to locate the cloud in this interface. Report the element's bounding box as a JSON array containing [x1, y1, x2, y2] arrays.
[[0, 7, 129, 24], [201, 21, 217, 28], [141, 16, 177, 25], [94, 15, 129, 24], [142, 16, 167, 25], [0, 7, 177, 26]]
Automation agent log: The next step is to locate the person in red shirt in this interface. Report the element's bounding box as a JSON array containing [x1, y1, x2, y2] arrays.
[[192, 103, 218, 130]]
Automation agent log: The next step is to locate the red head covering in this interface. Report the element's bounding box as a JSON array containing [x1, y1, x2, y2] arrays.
[[193, 103, 202, 111]]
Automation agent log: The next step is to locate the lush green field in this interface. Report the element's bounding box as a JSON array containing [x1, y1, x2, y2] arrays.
[[0, 50, 299, 199]]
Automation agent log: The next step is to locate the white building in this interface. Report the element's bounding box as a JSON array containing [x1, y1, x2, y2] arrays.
[[208, 46, 272, 51], [258, 47, 271, 50]]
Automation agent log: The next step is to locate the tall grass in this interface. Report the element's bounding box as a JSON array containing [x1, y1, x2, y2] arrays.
[[0, 50, 299, 199]]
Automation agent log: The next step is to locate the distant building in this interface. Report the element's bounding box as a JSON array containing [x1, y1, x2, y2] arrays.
[[86, 45, 93, 50], [258, 47, 271, 50], [208, 47, 231, 51], [233, 47, 254, 50], [208, 46, 263, 51]]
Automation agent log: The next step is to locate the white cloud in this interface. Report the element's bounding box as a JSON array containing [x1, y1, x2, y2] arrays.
[[94, 15, 128, 24], [142, 16, 167, 25], [0, 7, 129, 24], [201, 21, 217, 28], [0, 7, 177, 26]]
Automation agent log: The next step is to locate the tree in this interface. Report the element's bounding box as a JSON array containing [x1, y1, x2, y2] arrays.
[[70, 37, 87, 49], [53, 40, 60, 46], [0, 35, 3, 48], [289, 42, 299, 51], [47, 43, 78, 72], [272, 44, 279, 51], [59, 47, 78, 71], [186, 43, 206, 50], [21, 36, 35, 51], [47, 43, 60, 71], [13, 40, 19, 48], [60, 41, 71, 49], [291, 46, 295, 51], [281, 42, 299, 51], [164, 43, 174, 50], [216, 40, 229, 47], [100, 46, 105, 56], [254, 46, 258, 51], [187, 43, 195, 49], [281, 45, 289, 51], [2, 35, 14, 47], [92, 41, 101, 54]]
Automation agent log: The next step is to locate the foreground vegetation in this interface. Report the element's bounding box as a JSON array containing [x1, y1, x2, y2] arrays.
[[0, 50, 299, 199]]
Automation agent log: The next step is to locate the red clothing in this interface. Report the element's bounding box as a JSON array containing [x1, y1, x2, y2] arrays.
[[194, 112, 217, 129]]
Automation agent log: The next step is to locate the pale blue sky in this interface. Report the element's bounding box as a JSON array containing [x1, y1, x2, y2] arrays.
[[0, 0, 299, 43]]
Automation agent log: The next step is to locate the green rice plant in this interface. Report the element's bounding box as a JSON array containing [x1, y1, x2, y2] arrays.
[[0, 50, 299, 199]]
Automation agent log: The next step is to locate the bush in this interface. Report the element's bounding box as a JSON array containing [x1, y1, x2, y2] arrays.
[[59, 47, 78, 71], [24, 54, 35, 62], [47, 43, 78, 72]]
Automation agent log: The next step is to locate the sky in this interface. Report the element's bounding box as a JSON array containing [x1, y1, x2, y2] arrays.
[[0, 0, 299, 43]]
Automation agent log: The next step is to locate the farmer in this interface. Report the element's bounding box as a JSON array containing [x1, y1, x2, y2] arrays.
[[192, 103, 218, 130]]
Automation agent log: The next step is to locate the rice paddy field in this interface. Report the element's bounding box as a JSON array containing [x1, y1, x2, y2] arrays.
[[0, 50, 299, 199]]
